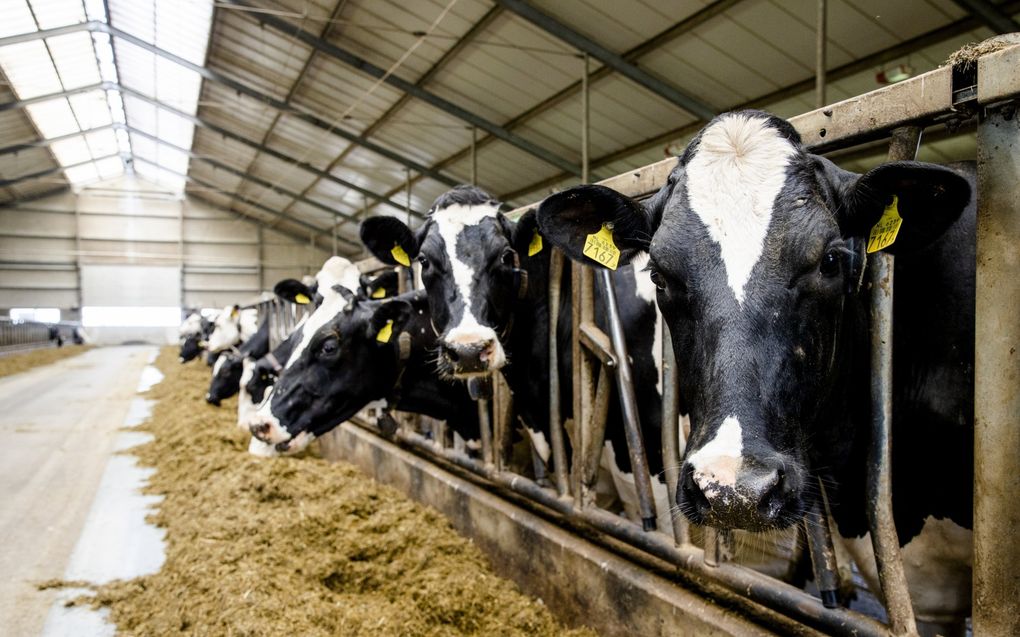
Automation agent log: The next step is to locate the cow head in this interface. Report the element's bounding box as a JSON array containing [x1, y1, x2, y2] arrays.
[[206, 351, 243, 406], [274, 277, 319, 307], [178, 312, 208, 362], [245, 294, 419, 454], [538, 110, 970, 532], [206, 305, 243, 353], [361, 186, 532, 378]]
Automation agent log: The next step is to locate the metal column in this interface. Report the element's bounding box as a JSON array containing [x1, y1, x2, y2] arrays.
[[972, 104, 1020, 637], [866, 126, 920, 636], [816, 0, 827, 108]]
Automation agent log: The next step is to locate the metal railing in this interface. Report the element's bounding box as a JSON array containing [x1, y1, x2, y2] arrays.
[[361, 43, 1018, 637], [239, 292, 312, 351], [0, 318, 82, 354]]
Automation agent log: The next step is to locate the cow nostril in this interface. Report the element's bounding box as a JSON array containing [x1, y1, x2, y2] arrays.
[[679, 464, 711, 517], [755, 468, 786, 520], [443, 344, 460, 363]]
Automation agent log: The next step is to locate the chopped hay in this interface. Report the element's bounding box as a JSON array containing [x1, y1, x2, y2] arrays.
[[0, 345, 91, 378], [945, 34, 1020, 68], [77, 347, 594, 637]]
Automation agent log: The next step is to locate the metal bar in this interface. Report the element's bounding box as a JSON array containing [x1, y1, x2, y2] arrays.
[[581, 53, 590, 184], [0, 82, 426, 219], [866, 127, 920, 636], [816, 0, 827, 109], [597, 268, 657, 530], [122, 125, 364, 242], [477, 398, 493, 467], [494, 0, 715, 120], [972, 102, 1020, 637], [803, 484, 840, 609], [498, 14, 1019, 203], [405, 169, 411, 226], [470, 127, 477, 186], [377, 421, 888, 637], [223, 0, 581, 177], [0, 153, 119, 188], [0, 123, 116, 156], [661, 323, 689, 545], [950, 0, 1020, 33], [547, 248, 570, 497], [0, 21, 457, 186]]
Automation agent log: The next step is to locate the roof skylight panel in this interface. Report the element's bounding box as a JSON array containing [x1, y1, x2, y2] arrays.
[[113, 39, 156, 97], [92, 33, 118, 83], [27, 0, 85, 30], [68, 90, 112, 129], [157, 143, 189, 175], [50, 135, 92, 165], [0, 1, 37, 39], [85, 128, 118, 157], [25, 98, 79, 137], [63, 161, 99, 185], [95, 155, 123, 179], [154, 0, 212, 66], [82, 0, 107, 22], [106, 90, 126, 124], [0, 41, 63, 99], [156, 107, 196, 148], [49, 32, 102, 90], [115, 128, 130, 153], [154, 57, 201, 114]]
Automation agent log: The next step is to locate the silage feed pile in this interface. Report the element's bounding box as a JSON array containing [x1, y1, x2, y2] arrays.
[[86, 348, 594, 637], [0, 345, 91, 378]]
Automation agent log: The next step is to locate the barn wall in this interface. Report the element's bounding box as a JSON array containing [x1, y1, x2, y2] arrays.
[[0, 174, 333, 342]]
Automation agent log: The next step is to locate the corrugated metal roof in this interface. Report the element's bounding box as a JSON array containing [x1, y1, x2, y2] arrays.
[[0, 0, 1011, 253]]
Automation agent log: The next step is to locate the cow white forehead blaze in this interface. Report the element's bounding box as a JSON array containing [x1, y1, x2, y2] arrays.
[[685, 113, 798, 305], [316, 256, 360, 293], [431, 203, 506, 362], [688, 416, 744, 494]]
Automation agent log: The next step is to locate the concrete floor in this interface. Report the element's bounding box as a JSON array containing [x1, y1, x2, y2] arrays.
[[0, 346, 165, 637]]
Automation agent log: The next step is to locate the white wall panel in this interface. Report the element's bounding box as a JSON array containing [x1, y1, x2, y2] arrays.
[[81, 264, 181, 306]]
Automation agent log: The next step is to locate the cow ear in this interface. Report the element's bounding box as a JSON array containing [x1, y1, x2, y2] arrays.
[[361, 217, 419, 267], [840, 161, 971, 254], [510, 209, 543, 259], [537, 184, 657, 269], [230, 305, 240, 319], [365, 270, 398, 299], [274, 279, 314, 305], [367, 299, 413, 344]]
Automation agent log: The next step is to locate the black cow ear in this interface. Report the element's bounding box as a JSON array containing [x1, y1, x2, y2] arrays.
[[537, 184, 658, 269], [510, 209, 544, 259], [840, 161, 972, 254], [274, 279, 314, 305], [367, 299, 413, 344], [365, 270, 398, 299], [361, 217, 419, 267]]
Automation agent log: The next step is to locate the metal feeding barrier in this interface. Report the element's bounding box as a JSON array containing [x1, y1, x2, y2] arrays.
[[0, 318, 83, 354], [365, 43, 1017, 637], [241, 292, 312, 351]]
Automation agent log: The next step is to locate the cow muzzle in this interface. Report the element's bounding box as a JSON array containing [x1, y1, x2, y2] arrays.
[[678, 456, 800, 531]]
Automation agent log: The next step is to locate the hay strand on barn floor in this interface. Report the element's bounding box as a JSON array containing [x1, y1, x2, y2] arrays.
[[80, 347, 594, 636]]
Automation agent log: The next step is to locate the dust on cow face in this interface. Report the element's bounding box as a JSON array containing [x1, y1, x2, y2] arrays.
[[538, 110, 970, 532]]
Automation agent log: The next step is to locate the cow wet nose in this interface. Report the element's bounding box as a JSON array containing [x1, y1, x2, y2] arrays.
[[249, 421, 271, 440], [678, 460, 791, 530], [441, 339, 494, 374], [205, 393, 221, 407]]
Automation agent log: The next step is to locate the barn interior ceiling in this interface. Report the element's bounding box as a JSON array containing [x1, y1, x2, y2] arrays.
[[0, 0, 1015, 256]]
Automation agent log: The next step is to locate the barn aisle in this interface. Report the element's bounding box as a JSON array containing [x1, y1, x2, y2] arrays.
[[0, 346, 159, 637]]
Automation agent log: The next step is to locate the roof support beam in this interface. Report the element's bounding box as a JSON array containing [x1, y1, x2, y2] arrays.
[[0, 123, 116, 156], [121, 125, 362, 249], [359, 0, 737, 220], [0, 22, 460, 189], [497, 7, 1014, 201], [221, 0, 581, 177], [0, 83, 426, 219], [0, 153, 119, 188], [279, 4, 506, 229], [131, 156, 360, 257], [493, 0, 717, 120], [950, 0, 1020, 33]]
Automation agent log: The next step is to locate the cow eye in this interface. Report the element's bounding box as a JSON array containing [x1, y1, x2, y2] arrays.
[[417, 255, 429, 269], [318, 338, 339, 357], [820, 249, 842, 277], [649, 269, 667, 290], [501, 249, 516, 267]]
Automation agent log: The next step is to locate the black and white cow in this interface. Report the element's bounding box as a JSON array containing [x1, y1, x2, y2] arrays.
[[205, 304, 259, 354], [179, 311, 213, 363], [236, 267, 399, 427], [537, 110, 974, 630], [246, 290, 479, 456], [360, 186, 676, 530], [205, 317, 270, 406]]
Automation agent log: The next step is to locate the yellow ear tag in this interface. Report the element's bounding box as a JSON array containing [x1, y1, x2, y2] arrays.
[[582, 223, 621, 270], [376, 319, 394, 343], [867, 195, 903, 253], [371, 287, 386, 299], [294, 293, 311, 305], [527, 230, 543, 257], [391, 244, 411, 267]]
